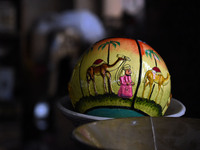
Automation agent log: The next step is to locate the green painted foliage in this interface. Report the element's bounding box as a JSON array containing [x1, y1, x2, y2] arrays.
[[98, 41, 120, 51], [145, 49, 160, 61], [75, 94, 132, 113], [75, 94, 163, 117], [134, 97, 162, 116]]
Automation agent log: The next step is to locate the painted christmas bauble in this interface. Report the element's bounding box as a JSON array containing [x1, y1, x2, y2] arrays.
[[68, 38, 171, 117]]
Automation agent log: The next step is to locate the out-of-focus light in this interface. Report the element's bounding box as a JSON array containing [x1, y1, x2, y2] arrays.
[[34, 102, 49, 119], [103, 0, 123, 18], [123, 0, 145, 16]]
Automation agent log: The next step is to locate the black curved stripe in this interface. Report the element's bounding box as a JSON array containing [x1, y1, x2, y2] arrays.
[[131, 40, 143, 109], [79, 54, 85, 97]]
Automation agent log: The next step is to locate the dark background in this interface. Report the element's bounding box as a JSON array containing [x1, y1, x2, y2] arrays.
[[0, 0, 199, 149]]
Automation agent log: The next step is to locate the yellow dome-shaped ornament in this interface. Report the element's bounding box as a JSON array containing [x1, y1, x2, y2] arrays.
[[68, 38, 171, 117]]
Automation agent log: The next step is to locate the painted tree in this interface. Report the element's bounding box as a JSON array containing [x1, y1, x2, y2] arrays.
[[145, 49, 160, 67], [98, 41, 120, 65]]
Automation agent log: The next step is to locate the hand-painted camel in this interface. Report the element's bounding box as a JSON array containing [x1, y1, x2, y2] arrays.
[[142, 67, 170, 103], [86, 55, 130, 95]]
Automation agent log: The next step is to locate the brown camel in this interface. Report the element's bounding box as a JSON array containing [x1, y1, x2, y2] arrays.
[[86, 55, 129, 95], [142, 67, 170, 103]]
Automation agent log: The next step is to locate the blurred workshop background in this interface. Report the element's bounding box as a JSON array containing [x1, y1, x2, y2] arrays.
[[0, 0, 199, 149]]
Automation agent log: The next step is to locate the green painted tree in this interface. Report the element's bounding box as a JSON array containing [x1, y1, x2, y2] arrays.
[[145, 49, 160, 66], [98, 41, 120, 65]]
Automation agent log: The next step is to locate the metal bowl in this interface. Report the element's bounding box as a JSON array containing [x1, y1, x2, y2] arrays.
[[72, 117, 200, 150]]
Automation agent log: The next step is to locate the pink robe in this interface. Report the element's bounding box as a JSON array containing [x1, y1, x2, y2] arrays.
[[118, 75, 133, 98]]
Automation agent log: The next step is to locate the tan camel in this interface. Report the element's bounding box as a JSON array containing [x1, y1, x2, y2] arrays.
[[142, 68, 170, 103], [86, 55, 130, 95]]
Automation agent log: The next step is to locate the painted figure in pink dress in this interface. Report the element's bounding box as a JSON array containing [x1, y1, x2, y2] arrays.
[[118, 65, 134, 98]]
